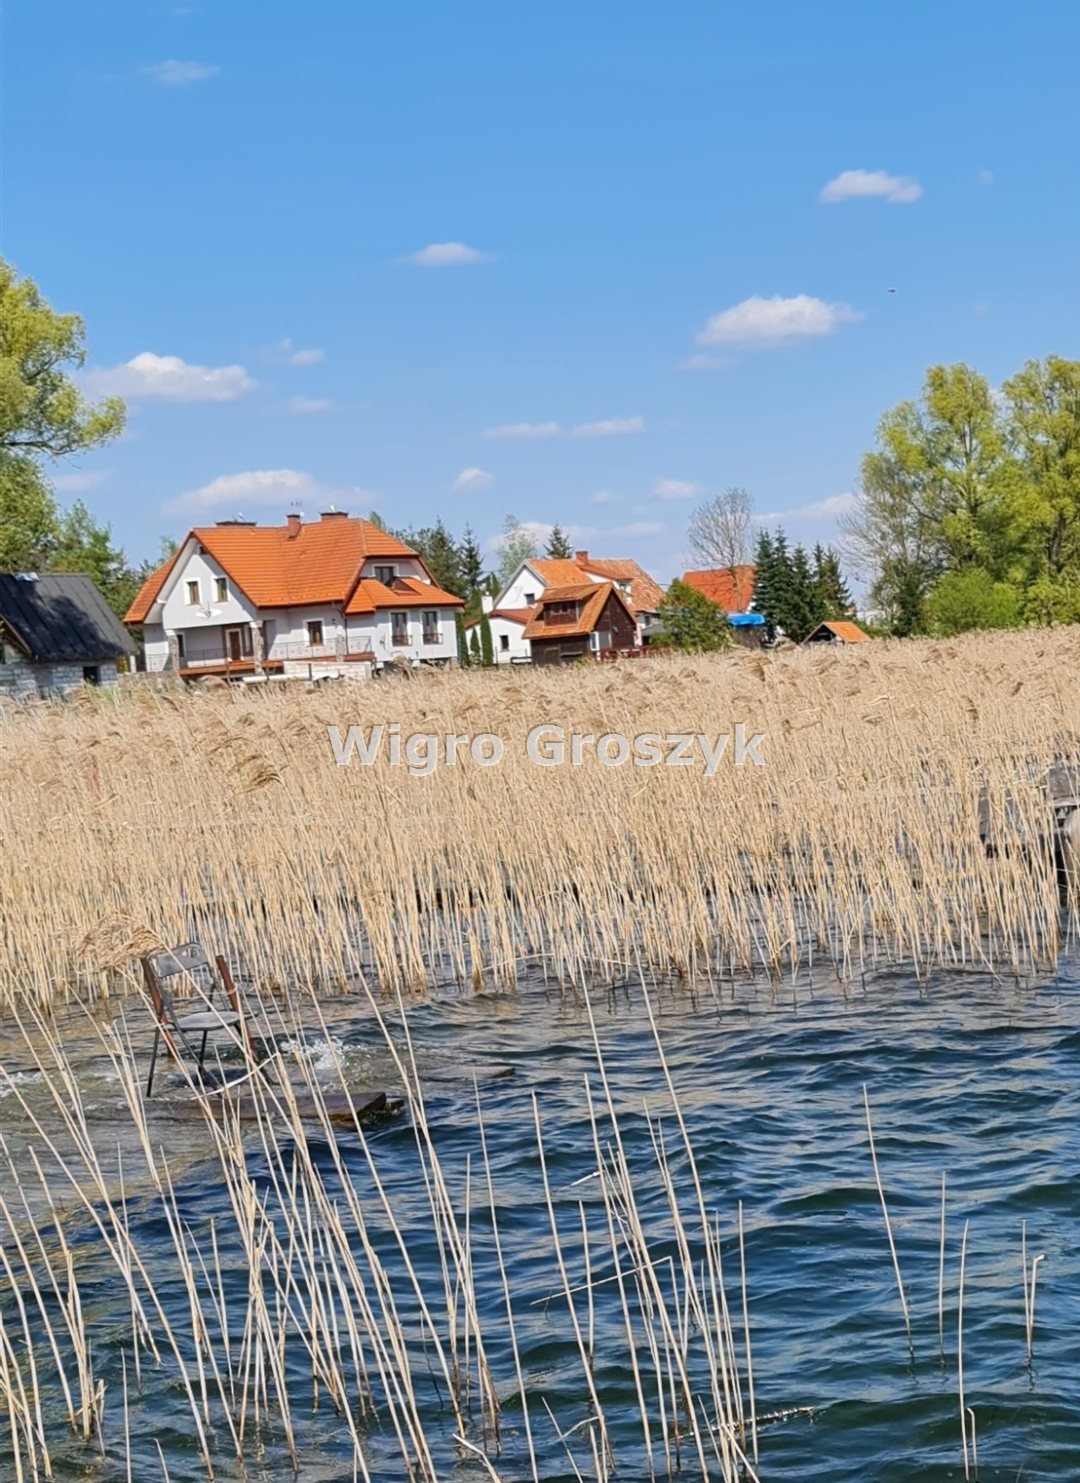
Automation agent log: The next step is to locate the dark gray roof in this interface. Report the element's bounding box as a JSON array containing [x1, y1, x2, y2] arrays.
[[0, 572, 135, 662]]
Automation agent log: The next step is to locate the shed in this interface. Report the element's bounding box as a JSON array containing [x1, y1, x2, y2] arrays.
[[803, 619, 871, 645], [0, 572, 135, 697]]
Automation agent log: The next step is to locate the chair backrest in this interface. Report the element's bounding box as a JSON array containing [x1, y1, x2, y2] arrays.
[[143, 942, 219, 1019]]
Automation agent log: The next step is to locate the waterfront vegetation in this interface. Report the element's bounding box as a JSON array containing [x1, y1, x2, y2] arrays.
[[1, 625, 1077, 1014]]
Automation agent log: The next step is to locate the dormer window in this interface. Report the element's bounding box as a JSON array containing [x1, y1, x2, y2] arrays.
[[374, 565, 396, 585]]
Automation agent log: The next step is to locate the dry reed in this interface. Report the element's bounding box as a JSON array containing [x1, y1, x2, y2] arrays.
[[1, 627, 1077, 1014]]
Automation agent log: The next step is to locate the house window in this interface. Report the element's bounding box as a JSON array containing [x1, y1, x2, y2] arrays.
[[215, 577, 228, 602], [185, 580, 200, 606], [175, 632, 185, 660], [391, 611, 409, 646], [375, 565, 397, 585], [524, 591, 536, 605], [589, 631, 601, 652], [499, 633, 510, 651], [82, 665, 100, 685], [307, 620, 324, 647], [422, 611, 439, 644]]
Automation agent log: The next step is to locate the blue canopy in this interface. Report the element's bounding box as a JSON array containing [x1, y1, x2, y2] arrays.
[[728, 611, 765, 627]]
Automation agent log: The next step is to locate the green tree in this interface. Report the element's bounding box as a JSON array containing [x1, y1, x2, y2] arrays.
[[459, 523, 486, 615], [656, 579, 731, 652], [785, 544, 821, 641], [924, 568, 1022, 635], [1001, 355, 1080, 584], [479, 614, 494, 666], [812, 544, 854, 621], [469, 628, 481, 664], [495, 515, 537, 585], [50, 499, 137, 616], [0, 258, 126, 574], [750, 529, 778, 642], [545, 523, 573, 559], [455, 611, 470, 665]]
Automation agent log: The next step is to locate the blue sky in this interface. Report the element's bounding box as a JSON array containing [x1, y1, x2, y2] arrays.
[[5, 1, 1078, 579]]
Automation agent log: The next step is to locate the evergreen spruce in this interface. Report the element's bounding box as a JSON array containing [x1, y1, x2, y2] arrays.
[[480, 615, 494, 666], [545, 524, 573, 559]]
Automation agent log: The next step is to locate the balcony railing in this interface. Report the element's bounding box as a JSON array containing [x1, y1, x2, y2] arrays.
[[392, 632, 410, 646], [147, 633, 376, 673], [422, 629, 440, 645]]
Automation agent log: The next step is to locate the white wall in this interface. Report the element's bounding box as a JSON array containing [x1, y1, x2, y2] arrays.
[[490, 616, 530, 663], [496, 561, 551, 611], [369, 607, 459, 664], [160, 544, 257, 631]]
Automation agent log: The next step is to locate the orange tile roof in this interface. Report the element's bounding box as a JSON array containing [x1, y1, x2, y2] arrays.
[[345, 576, 463, 614], [575, 554, 664, 613], [125, 552, 180, 623], [123, 515, 461, 623], [813, 619, 870, 643], [680, 565, 756, 612], [464, 606, 534, 629], [528, 557, 594, 588], [522, 581, 635, 641]]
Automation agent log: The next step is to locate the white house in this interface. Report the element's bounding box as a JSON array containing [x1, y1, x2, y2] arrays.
[[482, 552, 662, 662], [125, 511, 464, 680]]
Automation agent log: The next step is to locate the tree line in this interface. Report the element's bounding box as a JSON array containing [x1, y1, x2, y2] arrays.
[[842, 358, 1080, 635]]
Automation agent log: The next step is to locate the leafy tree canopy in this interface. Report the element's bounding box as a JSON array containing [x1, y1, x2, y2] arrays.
[[656, 579, 731, 652]]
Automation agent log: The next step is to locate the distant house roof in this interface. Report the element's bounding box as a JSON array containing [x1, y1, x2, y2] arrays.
[[464, 606, 535, 630], [526, 557, 596, 589], [522, 580, 635, 641], [805, 619, 871, 644], [681, 566, 756, 612], [573, 552, 665, 614], [0, 573, 135, 662], [124, 513, 462, 623]]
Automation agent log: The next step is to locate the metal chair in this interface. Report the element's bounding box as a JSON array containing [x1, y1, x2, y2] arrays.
[[141, 942, 249, 1096]]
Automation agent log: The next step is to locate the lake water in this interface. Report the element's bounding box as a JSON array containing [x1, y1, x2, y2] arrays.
[[2, 950, 1078, 1482]]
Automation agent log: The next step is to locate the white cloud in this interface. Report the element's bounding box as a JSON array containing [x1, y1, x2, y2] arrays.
[[164, 468, 341, 515], [572, 416, 644, 439], [653, 477, 703, 500], [676, 352, 734, 372], [142, 60, 220, 86], [84, 351, 256, 403], [482, 420, 562, 440], [755, 491, 859, 521], [273, 338, 324, 366], [50, 468, 108, 492], [454, 466, 494, 492], [612, 520, 665, 537], [400, 242, 494, 267], [697, 295, 861, 348], [590, 489, 619, 505], [819, 169, 922, 205], [482, 416, 643, 440], [976, 167, 995, 186], [288, 395, 335, 415]]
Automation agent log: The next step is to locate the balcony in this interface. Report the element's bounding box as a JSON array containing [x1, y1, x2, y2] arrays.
[[147, 632, 375, 677], [422, 628, 441, 645]]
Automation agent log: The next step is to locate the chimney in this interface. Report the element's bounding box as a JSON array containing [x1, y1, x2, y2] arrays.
[[286, 512, 302, 538], [575, 550, 589, 564], [481, 593, 494, 614], [320, 507, 348, 520]]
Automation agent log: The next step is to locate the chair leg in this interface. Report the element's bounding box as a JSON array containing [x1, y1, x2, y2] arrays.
[[147, 1025, 161, 1098]]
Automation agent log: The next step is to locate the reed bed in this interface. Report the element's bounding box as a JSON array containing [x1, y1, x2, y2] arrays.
[[0, 986, 765, 1482], [1, 626, 1077, 1011]]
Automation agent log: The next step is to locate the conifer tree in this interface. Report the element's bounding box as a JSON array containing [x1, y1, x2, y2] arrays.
[[545, 523, 573, 559], [480, 614, 494, 666]]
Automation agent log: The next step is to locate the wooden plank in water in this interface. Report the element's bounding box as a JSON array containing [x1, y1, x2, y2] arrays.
[[167, 1084, 401, 1128]]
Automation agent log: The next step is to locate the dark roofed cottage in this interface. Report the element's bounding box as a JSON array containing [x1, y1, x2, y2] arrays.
[[0, 572, 135, 697]]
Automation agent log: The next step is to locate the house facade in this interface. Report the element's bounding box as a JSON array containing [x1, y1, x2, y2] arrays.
[[522, 581, 638, 665], [485, 551, 658, 662], [125, 511, 463, 679], [0, 571, 135, 697]]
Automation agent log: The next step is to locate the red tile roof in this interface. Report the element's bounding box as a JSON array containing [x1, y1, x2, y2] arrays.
[[123, 515, 461, 623], [463, 606, 535, 629], [680, 565, 756, 612], [527, 557, 595, 588]]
